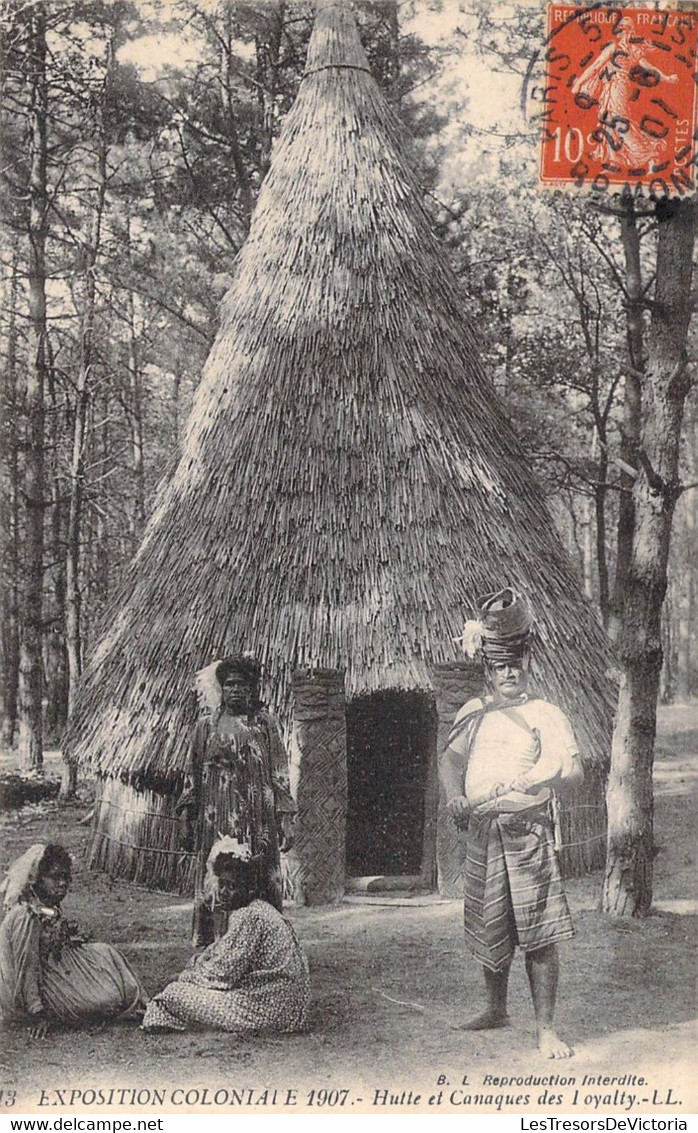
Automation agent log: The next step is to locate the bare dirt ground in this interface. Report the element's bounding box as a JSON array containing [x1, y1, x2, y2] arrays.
[[1, 705, 696, 1117]]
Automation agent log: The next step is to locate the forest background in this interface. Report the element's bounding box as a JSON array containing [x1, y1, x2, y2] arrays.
[[1, 0, 696, 768]]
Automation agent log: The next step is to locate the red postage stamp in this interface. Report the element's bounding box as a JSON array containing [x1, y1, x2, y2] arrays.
[[539, 5, 698, 195]]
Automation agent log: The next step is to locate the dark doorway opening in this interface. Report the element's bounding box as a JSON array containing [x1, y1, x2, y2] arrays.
[[345, 689, 437, 879]]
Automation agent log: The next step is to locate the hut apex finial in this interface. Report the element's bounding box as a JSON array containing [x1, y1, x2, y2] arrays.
[[304, 0, 370, 77]]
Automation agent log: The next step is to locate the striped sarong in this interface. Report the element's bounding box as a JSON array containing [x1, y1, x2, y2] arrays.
[[463, 805, 574, 972]]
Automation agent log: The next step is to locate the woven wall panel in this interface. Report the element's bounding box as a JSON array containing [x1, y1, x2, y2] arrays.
[[431, 661, 483, 897], [291, 668, 347, 905]]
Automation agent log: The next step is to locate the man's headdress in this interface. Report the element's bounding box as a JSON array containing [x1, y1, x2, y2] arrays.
[[457, 587, 532, 665]]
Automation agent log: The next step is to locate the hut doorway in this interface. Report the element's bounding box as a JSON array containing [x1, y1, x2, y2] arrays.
[[345, 690, 438, 884]]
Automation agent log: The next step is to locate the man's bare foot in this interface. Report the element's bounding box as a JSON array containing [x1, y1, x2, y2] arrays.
[[538, 1027, 572, 1059], [452, 1008, 510, 1032]]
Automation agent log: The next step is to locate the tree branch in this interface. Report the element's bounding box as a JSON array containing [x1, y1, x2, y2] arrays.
[[634, 446, 666, 494], [598, 440, 639, 480]]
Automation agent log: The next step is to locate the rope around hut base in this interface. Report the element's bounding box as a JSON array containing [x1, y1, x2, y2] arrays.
[[95, 828, 605, 857], [92, 789, 606, 866], [565, 803, 608, 809], [562, 832, 606, 849], [98, 797, 182, 822], [95, 831, 197, 857], [91, 794, 608, 819]]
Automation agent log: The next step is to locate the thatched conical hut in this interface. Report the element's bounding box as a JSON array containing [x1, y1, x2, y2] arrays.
[[66, 0, 616, 902]]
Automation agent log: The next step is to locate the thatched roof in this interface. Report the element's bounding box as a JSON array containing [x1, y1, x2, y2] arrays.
[[66, 0, 616, 787]]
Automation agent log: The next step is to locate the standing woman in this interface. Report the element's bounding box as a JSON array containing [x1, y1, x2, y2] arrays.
[[177, 654, 295, 948]]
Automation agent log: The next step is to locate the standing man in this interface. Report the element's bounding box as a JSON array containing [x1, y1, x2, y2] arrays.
[[440, 588, 584, 1059]]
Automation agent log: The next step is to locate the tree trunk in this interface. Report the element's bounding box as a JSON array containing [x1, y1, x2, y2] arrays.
[[220, 12, 253, 226], [94, 402, 112, 620], [610, 204, 644, 639], [65, 367, 89, 716], [687, 564, 696, 700], [595, 441, 610, 626], [172, 365, 181, 448], [65, 55, 109, 724], [582, 490, 595, 601], [18, 3, 48, 770], [123, 212, 146, 555], [128, 302, 145, 551], [45, 464, 68, 742], [83, 387, 112, 649], [1, 252, 21, 746], [43, 333, 68, 742], [659, 584, 676, 704], [255, 1, 285, 175], [684, 518, 693, 697], [63, 62, 109, 795], [602, 198, 695, 916], [677, 420, 697, 700], [380, 0, 402, 101]]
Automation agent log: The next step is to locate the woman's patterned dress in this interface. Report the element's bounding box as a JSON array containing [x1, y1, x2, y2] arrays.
[[142, 899, 309, 1033], [179, 711, 295, 946]]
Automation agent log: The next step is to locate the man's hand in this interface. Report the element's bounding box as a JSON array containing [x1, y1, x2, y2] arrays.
[[508, 775, 532, 793], [468, 783, 508, 816], [471, 797, 504, 817], [446, 795, 471, 828]]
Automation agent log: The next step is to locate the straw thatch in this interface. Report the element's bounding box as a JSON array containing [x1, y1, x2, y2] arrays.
[[65, 0, 616, 889]]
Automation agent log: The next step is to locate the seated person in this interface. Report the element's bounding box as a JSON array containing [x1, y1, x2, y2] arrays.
[[0, 843, 145, 1037], [142, 836, 309, 1034]]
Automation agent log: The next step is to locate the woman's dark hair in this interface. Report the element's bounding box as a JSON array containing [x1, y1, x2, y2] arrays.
[[215, 654, 263, 713], [211, 852, 253, 879], [39, 844, 72, 877], [212, 854, 254, 906]]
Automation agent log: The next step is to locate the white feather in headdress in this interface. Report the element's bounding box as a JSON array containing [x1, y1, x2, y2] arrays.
[[194, 660, 223, 712], [454, 619, 485, 659], [1, 843, 47, 908], [208, 835, 252, 864], [204, 835, 254, 903]]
